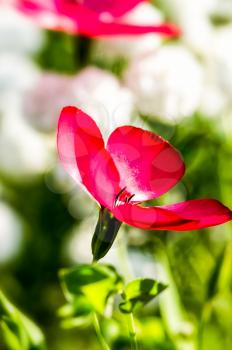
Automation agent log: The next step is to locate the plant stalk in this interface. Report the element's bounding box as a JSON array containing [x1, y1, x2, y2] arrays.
[[127, 313, 139, 350], [92, 313, 110, 350]]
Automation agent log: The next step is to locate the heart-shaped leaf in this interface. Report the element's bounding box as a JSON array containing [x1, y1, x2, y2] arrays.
[[119, 278, 167, 313], [60, 264, 123, 314]]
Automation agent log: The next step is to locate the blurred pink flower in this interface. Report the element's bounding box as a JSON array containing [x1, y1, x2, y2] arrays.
[[12, 0, 181, 37], [23, 73, 75, 132], [57, 106, 232, 231]]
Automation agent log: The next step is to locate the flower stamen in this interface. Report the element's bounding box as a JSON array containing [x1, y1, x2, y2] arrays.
[[114, 187, 135, 207]]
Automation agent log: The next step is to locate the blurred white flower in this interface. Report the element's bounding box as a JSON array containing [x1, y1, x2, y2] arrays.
[[199, 77, 228, 118], [0, 94, 53, 179], [212, 0, 232, 20], [163, 0, 217, 18], [0, 54, 40, 93], [24, 68, 134, 135], [23, 73, 76, 132], [162, 0, 216, 56], [0, 201, 23, 263], [0, 49, 53, 180], [0, 6, 44, 54], [72, 66, 134, 137], [200, 24, 232, 117], [93, 3, 163, 60], [124, 45, 203, 122], [181, 16, 214, 56], [213, 25, 232, 96]]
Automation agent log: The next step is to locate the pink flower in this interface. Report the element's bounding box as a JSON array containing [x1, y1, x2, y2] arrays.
[[13, 0, 181, 37], [57, 106, 232, 231]]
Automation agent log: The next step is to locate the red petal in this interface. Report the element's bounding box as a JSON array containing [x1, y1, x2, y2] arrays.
[[161, 199, 232, 230], [76, 0, 144, 17], [107, 126, 185, 202], [57, 106, 120, 208], [15, 0, 56, 15], [16, 1, 180, 37], [112, 199, 232, 231], [15, 0, 54, 11], [112, 204, 197, 231], [78, 21, 181, 37], [15, 0, 78, 34], [55, 1, 181, 37]]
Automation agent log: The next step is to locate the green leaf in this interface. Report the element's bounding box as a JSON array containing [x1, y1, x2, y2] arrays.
[[0, 319, 22, 350], [58, 296, 93, 318], [60, 264, 123, 315], [217, 244, 232, 293], [207, 248, 226, 300], [0, 290, 46, 350], [119, 278, 167, 314], [207, 244, 232, 301], [136, 317, 165, 344], [58, 296, 94, 329], [60, 315, 93, 329]]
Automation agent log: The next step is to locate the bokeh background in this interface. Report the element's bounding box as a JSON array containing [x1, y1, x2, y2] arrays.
[[1, 0, 232, 349]]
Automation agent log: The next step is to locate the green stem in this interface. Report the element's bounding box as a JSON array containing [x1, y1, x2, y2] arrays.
[[74, 35, 92, 69], [92, 313, 110, 350], [127, 313, 139, 350], [116, 230, 134, 282]]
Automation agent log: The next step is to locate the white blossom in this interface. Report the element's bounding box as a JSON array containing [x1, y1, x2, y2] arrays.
[[199, 25, 232, 117], [213, 25, 232, 96], [0, 54, 40, 93], [72, 66, 134, 137], [0, 6, 44, 54], [161, 0, 216, 56], [124, 45, 203, 122], [24, 68, 134, 135], [199, 83, 227, 117], [23, 73, 76, 132], [0, 94, 52, 179]]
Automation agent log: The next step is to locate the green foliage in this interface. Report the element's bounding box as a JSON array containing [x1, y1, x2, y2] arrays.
[[0, 176, 75, 323], [0, 291, 46, 350], [119, 278, 167, 314], [59, 264, 168, 350], [90, 52, 129, 78], [1, 16, 232, 350], [59, 264, 123, 321], [60, 263, 167, 324], [35, 31, 92, 73], [207, 248, 227, 301]]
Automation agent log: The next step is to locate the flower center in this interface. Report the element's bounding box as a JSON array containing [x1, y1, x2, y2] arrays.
[[114, 187, 135, 207]]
